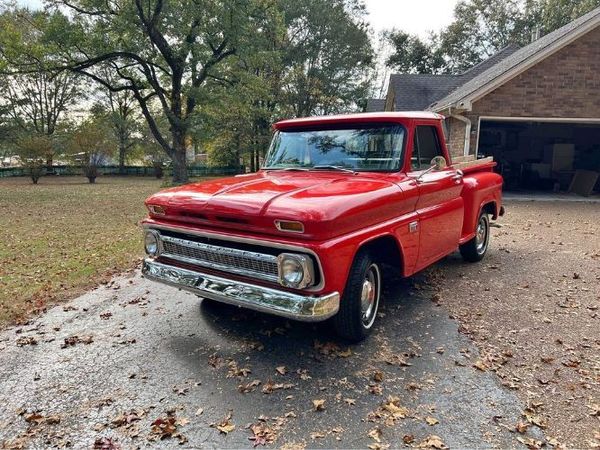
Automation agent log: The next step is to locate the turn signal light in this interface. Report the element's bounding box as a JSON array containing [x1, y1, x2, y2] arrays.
[[148, 205, 166, 215], [275, 220, 304, 233]]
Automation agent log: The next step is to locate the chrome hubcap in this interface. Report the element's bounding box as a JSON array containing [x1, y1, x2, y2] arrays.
[[360, 264, 380, 328], [476, 217, 488, 253]]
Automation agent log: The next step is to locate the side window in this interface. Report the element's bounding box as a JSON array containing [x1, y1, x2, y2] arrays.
[[412, 126, 443, 170]]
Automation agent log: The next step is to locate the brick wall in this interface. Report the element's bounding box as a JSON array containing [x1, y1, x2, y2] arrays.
[[465, 25, 600, 152], [445, 117, 467, 158]]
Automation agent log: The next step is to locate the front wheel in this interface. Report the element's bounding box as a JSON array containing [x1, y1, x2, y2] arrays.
[[460, 212, 490, 262], [333, 250, 381, 342]]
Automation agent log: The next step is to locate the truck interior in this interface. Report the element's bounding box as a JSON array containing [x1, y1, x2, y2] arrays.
[[477, 119, 600, 196]]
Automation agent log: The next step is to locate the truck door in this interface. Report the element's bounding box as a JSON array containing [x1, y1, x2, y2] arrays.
[[409, 124, 464, 270]]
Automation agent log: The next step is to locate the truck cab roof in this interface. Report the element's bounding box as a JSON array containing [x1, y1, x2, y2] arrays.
[[274, 112, 446, 130]]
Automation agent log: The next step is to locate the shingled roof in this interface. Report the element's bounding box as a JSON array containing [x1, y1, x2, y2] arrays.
[[431, 6, 600, 111], [365, 99, 386, 112], [388, 44, 519, 111]]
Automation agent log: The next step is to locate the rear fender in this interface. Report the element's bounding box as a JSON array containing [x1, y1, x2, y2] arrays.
[[460, 172, 503, 242]]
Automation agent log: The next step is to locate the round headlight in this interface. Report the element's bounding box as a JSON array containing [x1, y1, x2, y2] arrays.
[[281, 257, 304, 286], [277, 253, 313, 289], [144, 231, 160, 256]]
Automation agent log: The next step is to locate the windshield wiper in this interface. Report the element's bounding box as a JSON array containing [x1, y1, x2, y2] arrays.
[[311, 165, 357, 174], [264, 167, 309, 171]]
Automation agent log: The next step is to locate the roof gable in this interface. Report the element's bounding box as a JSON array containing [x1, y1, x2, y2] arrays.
[[388, 44, 519, 111], [431, 6, 600, 111]]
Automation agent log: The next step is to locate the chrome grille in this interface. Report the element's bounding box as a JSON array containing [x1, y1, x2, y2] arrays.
[[159, 235, 279, 283]]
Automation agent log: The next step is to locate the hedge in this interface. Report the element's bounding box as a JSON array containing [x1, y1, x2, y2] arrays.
[[0, 165, 243, 178]]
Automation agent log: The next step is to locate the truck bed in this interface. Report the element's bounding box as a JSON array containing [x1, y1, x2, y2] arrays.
[[451, 155, 496, 174]]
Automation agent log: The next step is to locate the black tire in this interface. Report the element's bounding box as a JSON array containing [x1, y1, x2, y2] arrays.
[[460, 212, 490, 262], [333, 249, 382, 342]]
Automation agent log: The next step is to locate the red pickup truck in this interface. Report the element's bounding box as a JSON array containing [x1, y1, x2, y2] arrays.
[[141, 112, 503, 341]]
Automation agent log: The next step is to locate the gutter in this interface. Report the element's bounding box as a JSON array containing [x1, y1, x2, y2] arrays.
[[449, 108, 472, 157]]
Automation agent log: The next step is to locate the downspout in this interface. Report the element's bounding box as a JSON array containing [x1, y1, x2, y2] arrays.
[[449, 107, 472, 157]]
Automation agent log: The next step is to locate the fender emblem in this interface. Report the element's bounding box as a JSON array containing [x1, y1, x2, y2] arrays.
[[409, 221, 419, 233]]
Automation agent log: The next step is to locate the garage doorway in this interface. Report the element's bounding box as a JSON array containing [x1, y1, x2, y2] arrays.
[[477, 118, 600, 194]]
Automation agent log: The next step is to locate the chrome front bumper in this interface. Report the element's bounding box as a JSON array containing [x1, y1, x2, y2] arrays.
[[141, 259, 340, 322]]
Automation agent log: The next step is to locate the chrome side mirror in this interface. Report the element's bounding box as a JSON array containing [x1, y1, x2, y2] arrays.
[[431, 156, 447, 171], [416, 156, 447, 182]]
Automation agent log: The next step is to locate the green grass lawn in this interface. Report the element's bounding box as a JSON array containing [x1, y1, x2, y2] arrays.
[[0, 176, 176, 325]]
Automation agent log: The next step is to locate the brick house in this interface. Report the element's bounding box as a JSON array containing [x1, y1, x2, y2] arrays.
[[371, 7, 600, 192]]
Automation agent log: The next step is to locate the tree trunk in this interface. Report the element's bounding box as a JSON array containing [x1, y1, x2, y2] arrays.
[[249, 148, 255, 173], [118, 141, 126, 174], [171, 131, 188, 184]]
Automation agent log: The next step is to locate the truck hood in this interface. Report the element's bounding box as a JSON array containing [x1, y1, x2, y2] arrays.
[[145, 171, 406, 239]]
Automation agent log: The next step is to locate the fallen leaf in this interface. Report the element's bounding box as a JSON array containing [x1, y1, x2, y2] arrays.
[[312, 399, 325, 411], [382, 396, 408, 419], [16, 336, 37, 347], [473, 359, 488, 371], [344, 398, 356, 406], [61, 335, 93, 348], [516, 436, 543, 449], [248, 422, 276, 447], [515, 421, 529, 433], [195, 408, 204, 416], [24, 412, 44, 424], [93, 437, 119, 450], [212, 413, 235, 434], [425, 416, 439, 426], [418, 435, 447, 449], [368, 427, 382, 443], [373, 371, 384, 382], [239, 379, 261, 394], [276, 366, 288, 375], [403, 434, 415, 444]]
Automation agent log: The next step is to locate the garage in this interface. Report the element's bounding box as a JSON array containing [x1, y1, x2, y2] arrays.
[[477, 118, 600, 194]]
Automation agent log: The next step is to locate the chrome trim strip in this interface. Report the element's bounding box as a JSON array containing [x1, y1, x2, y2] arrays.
[[142, 223, 326, 291], [160, 235, 280, 283], [142, 259, 339, 322]]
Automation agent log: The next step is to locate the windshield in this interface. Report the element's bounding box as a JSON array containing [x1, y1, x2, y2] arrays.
[[263, 124, 406, 172]]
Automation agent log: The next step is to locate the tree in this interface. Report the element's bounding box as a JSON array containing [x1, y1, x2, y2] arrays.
[[528, 0, 600, 33], [384, 0, 600, 75], [0, 9, 82, 169], [15, 0, 282, 184], [15, 134, 52, 184], [435, 0, 530, 73], [199, 0, 375, 171], [385, 30, 446, 74], [280, 0, 374, 117], [68, 118, 113, 183], [91, 84, 139, 173]]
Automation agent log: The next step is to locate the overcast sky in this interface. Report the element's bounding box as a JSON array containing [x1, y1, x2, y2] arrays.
[[16, 0, 460, 39], [365, 0, 459, 39]]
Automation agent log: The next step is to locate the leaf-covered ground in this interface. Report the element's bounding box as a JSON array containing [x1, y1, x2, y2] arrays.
[[0, 176, 165, 325], [433, 201, 600, 448]]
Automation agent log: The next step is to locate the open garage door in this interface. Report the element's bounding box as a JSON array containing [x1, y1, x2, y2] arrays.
[[477, 118, 600, 194]]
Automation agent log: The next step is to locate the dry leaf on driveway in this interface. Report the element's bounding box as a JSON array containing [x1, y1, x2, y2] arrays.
[[425, 416, 439, 426], [248, 422, 276, 447], [418, 435, 447, 449], [212, 412, 235, 434], [312, 399, 325, 411]]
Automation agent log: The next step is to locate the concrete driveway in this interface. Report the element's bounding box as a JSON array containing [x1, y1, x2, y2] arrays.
[[0, 270, 542, 449]]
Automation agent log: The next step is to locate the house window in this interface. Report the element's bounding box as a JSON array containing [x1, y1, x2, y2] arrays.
[[412, 126, 443, 170]]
